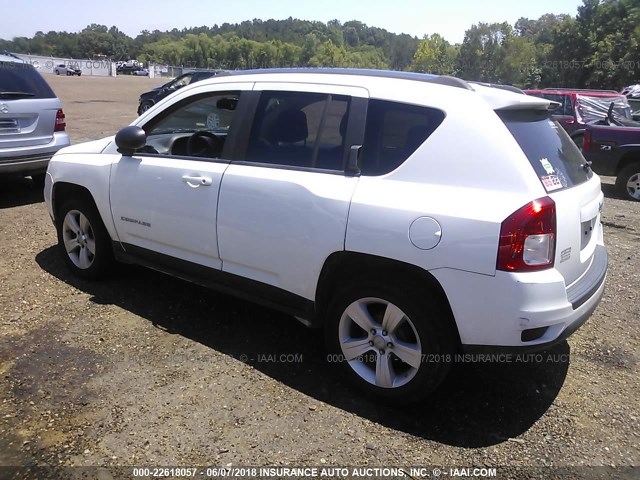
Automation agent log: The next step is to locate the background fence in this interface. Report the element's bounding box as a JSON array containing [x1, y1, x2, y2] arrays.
[[12, 53, 195, 80], [14, 54, 115, 76]]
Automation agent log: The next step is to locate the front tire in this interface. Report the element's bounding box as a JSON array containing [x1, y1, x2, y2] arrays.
[[138, 100, 154, 115], [56, 197, 113, 279], [325, 281, 456, 403], [615, 162, 640, 201]]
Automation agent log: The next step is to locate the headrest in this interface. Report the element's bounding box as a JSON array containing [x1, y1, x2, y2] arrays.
[[267, 109, 308, 143]]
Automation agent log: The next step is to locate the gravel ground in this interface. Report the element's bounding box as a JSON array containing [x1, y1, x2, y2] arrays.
[[0, 75, 638, 480]]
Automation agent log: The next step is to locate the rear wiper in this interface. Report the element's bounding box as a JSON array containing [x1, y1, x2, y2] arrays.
[[0, 91, 35, 98]]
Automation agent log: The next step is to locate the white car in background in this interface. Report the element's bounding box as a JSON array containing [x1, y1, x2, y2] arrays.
[[43, 69, 607, 403]]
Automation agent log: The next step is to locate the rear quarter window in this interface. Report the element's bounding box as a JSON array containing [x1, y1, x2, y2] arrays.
[[0, 62, 56, 99], [361, 99, 445, 176], [499, 109, 592, 192]]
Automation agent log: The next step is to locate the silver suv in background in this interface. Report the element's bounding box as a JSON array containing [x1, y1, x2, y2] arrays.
[[0, 52, 70, 184]]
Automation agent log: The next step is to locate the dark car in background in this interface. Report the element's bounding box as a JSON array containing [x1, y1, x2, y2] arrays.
[[0, 52, 70, 185], [524, 88, 634, 145], [117, 64, 148, 76], [137, 70, 227, 115], [583, 123, 640, 201]]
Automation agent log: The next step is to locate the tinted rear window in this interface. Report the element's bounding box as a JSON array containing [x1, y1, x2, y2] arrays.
[[0, 62, 56, 99], [499, 110, 592, 192]]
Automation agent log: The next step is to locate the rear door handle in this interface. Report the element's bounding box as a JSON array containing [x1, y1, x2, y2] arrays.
[[182, 175, 212, 187]]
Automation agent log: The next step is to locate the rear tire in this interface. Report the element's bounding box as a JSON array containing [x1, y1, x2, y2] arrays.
[[56, 197, 113, 279], [615, 162, 640, 201], [325, 279, 456, 404]]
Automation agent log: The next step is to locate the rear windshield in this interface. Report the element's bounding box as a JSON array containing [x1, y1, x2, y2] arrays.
[[0, 62, 56, 99], [499, 110, 592, 192]]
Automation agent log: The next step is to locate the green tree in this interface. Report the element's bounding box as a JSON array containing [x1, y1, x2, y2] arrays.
[[410, 33, 456, 75], [457, 22, 512, 82]]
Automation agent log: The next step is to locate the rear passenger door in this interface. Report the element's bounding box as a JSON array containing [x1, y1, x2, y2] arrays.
[[216, 84, 368, 301]]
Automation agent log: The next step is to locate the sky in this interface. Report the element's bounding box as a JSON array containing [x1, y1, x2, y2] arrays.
[[1, 0, 584, 44]]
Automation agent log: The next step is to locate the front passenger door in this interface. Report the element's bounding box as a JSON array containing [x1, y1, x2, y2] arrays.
[[109, 89, 245, 269]]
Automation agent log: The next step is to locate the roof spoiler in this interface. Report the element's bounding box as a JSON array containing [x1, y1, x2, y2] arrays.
[[469, 81, 524, 95], [543, 87, 619, 94], [495, 100, 562, 111]]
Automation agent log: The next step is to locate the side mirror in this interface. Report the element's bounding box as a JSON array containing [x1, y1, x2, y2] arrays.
[[116, 126, 147, 156]]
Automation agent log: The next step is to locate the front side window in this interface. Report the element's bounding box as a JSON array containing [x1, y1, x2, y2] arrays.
[[361, 99, 445, 176], [244, 91, 350, 170], [167, 73, 195, 91], [141, 91, 240, 158]]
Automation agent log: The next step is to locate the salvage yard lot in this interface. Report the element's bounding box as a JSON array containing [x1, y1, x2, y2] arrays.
[[0, 74, 639, 476]]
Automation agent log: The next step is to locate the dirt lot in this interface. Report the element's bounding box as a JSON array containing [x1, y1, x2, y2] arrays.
[[0, 74, 639, 479]]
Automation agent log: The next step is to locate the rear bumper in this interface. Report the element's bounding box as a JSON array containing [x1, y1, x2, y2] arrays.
[[0, 154, 51, 174], [0, 132, 70, 175], [432, 244, 608, 350]]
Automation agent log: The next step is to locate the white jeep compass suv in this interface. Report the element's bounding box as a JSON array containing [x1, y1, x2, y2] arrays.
[[44, 69, 607, 402]]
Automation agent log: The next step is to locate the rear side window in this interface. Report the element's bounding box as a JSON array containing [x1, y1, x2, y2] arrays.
[[499, 110, 592, 192], [361, 99, 445, 176], [0, 62, 56, 99]]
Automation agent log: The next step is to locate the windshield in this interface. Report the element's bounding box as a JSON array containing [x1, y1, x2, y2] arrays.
[[576, 94, 631, 123], [499, 110, 592, 193]]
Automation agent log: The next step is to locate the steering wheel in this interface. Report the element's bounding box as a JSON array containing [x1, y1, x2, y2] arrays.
[[186, 131, 223, 158]]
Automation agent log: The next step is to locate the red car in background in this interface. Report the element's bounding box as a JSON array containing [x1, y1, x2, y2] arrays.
[[524, 88, 634, 145]]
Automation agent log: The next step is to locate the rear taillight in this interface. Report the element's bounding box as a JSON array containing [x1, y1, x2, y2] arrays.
[[497, 197, 556, 272], [583, 129, 591, 153], [54, 109, 66, 132]]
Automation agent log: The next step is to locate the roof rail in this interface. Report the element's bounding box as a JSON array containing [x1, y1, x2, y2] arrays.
[[226, 68, 475, 90], [543, 87, 619, 94]]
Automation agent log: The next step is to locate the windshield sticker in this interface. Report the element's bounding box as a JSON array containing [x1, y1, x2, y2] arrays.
[[541, 174, 563, 191], [540, 158, 555, 174]]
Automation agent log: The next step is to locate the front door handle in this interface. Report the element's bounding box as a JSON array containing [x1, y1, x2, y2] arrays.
[[182, 175, 212, 187]]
